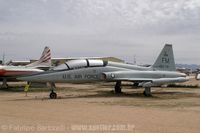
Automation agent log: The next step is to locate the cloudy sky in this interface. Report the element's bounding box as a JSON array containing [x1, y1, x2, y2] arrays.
[[0, 0, 200, 64]]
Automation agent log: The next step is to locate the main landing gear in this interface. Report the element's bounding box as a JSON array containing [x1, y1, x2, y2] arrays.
[[114, 81, 152, 96], [115, 81, 122, 94], [49, 82, 57, 99], [143, 87, 152, 97]]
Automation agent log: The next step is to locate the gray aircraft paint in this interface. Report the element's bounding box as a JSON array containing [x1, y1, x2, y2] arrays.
[[18, 44, 188, 87], [19, 66, 129, 83], [18, 61, 188, 85], [152, 44, 176, 71]]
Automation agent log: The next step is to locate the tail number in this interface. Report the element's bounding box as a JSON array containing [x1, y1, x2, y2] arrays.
[[162, 57, 169, 63]]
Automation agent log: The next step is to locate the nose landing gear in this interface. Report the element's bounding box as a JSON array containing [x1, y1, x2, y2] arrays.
[[49, 82, 57, 99], [50, 90, 57, 99]]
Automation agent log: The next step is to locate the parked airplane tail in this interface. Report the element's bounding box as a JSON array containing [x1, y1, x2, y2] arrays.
[[26, 46, 51, 68], [196, 73, 200, 80], [151, 44, 176, 71]]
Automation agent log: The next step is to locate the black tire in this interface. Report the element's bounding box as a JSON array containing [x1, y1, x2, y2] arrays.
[[49, 92, 57, 99], [115, 81, 122, 94], [143, 91, 147, 96], [115, 87, 122, 93], [143, 91, 152, 97]]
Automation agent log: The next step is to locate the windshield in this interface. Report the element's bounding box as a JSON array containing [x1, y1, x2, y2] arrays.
[[53, 64, 68, 70], [67, 60, 87, 69]]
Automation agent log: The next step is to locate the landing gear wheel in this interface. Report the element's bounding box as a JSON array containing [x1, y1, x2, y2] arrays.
[[143, 87, 152, 97], [115, 81, 122, 94], [49, 91, 57, 99]]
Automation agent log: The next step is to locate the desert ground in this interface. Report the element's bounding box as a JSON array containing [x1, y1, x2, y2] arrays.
[[0, 78, 200, 133]]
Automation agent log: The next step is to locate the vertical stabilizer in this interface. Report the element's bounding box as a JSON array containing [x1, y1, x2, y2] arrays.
[[152, 44, 176, 71], [26, 46, 51, 68]]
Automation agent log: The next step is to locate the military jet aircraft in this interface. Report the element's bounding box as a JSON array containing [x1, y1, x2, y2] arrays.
[[18, 44, 188, 99], [0, 46, 51, 88]]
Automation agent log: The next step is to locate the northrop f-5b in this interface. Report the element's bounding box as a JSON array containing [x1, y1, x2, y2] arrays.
[[18, 44, 188, 99]]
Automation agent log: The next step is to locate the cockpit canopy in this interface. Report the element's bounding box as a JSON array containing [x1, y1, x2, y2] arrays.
[[53, 59, 107, 71], [68, 60, 87, 69]]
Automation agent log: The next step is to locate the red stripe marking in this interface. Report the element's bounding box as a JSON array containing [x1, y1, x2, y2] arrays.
[[0, 70, 40, 76], [0, 69, 6, 75]]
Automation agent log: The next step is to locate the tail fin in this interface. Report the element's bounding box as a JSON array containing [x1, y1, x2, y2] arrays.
[[151, 44, 176, 71], [26, 46, 51, 68], [196, 73, 200, 80]]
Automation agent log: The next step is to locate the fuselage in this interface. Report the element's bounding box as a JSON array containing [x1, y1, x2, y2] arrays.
[[0, 65, 44, 79], [18, 60, 187, 84]]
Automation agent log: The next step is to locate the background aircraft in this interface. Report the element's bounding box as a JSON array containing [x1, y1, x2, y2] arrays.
[[18, 44, 188, 99], [0, 46, 51, 88], [196, 73, 200, 80]]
